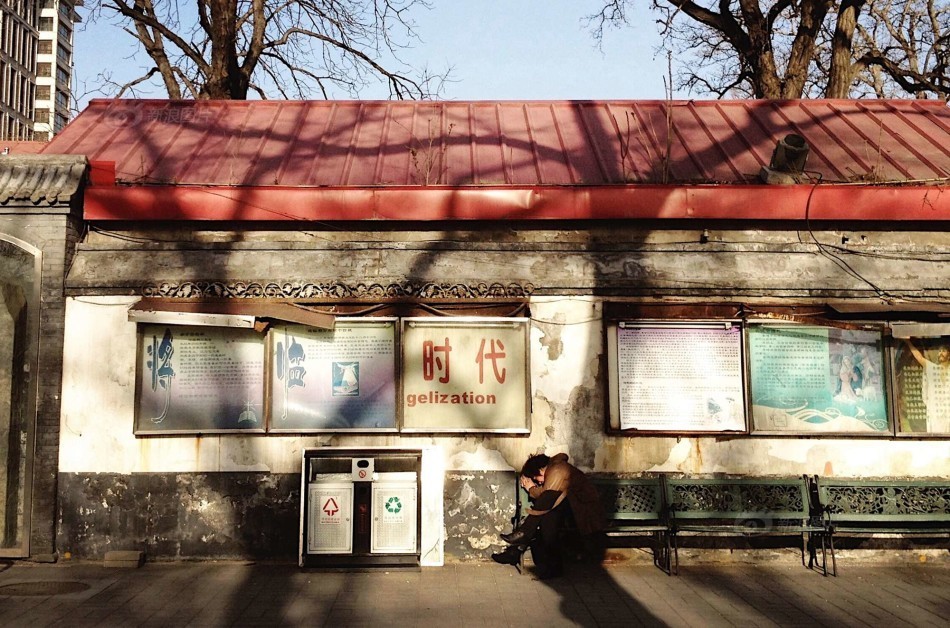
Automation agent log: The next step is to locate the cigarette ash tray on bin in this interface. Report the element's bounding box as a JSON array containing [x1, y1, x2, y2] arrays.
[[300, 448, 421, 568]]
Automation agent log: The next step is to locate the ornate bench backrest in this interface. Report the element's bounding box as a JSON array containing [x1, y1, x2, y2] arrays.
[[665, 477, 811, 521], [816, 479, 950, 523]]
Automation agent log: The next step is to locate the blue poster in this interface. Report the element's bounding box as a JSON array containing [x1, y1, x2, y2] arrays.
[[749, 325, 888, 433]]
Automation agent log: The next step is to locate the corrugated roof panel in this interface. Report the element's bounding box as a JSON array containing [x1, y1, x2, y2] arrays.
[[493, 103, 534, 185], [241, 102, 305, 185], [848, 102, 949, 180], [468, 103, 505, 184], [142, 102, 218, 183], [632, 103, 686, 182], [821, 102, 912, 180], [374, 104, 412, 185], [575, 103, 618, 183], [42, 98, 950, 188], [671, 104, 723, 182], [883, 104, 950, 178], [790, 101, 859, 181], [176, 103, 241, 184], [312, 103, 360, 186], [736, 104, 785, 175], [694, 103, 759, 181], [525, 103, 560, 184], [94, 102, 169, 181], [440, 103, 475, 185], [278, 103, 334, 185], [341, 103, 380, 185]]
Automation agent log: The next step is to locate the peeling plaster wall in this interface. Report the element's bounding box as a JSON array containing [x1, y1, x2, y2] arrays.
[[59, 293, 950, 562]]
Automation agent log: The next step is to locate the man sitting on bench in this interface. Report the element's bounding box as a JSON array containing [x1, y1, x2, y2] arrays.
[[492, 453, 604, 579]]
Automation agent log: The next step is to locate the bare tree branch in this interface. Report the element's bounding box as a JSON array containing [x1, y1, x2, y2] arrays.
[[587, 1, 949, 100], [83, 0, 447, 100]]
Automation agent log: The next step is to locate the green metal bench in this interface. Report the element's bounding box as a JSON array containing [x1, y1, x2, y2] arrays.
[[665, 476, 828, 575], [592, 477, 671, 573], [814, 477, 950, 576], [511, 475, 671, 573]]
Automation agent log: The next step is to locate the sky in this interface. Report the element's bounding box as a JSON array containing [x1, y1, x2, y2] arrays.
[[72, 1, 680, 108]]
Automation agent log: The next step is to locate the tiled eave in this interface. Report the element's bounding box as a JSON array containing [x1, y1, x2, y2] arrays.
[[0, 154, 87, 207]]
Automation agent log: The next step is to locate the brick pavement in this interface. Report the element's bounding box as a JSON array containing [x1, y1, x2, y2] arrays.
[[0, 557, 948, 627]]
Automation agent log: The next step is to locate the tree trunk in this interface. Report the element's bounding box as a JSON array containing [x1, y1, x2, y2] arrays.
[[202, 0, 248, 99], [827, 0, 866, 98], [738, 0, 783, 98], [781, 0, 833, 98]]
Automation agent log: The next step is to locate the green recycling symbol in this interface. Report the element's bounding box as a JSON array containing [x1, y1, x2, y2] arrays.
[[385, 496, 402, 513]]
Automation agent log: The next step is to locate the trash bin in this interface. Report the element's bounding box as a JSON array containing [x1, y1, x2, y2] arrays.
[[301, 448, 421, 568]]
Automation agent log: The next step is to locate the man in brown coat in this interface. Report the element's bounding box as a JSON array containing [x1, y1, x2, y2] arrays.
[[492, 453, 605, 578]]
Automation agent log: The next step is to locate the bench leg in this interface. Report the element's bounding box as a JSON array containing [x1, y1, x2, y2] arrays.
[[804, 532, 829, 576], [652, 531, 672, 575], [670, 533, 679, 576], [819, 534, 829, 577], [828, 533, 837, 577], [663, 531, 673, 576]]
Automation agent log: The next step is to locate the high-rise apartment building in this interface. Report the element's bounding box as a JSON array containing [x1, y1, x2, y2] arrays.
[[0, 1, 38, 140], [35, 0, 79, 140], [0, 0, 79, 141]]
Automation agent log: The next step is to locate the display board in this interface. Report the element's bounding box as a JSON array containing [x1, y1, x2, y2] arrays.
[[892, 336, 950, 436], [135, 324, 266, 434], [607, 323, 746, 432], [400, 317, 529, 432], [268, 319, 397, 431], [748, 325, 889, 434]]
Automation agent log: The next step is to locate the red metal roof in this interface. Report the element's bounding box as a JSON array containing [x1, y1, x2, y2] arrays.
[[40, 99, 950, 221], [3, 141, 47, 155]]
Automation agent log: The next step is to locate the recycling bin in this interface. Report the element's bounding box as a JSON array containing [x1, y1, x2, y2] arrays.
[[300, 448, 421, 568]]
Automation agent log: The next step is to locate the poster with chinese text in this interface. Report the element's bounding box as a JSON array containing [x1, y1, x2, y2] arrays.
[[268, 319, 397, 431], [892, 336, 950, 436], [135, 324, 266, 434], [748, 325, 888, 434], [614, 324, 746, 432], [401, 318, 529, 432]]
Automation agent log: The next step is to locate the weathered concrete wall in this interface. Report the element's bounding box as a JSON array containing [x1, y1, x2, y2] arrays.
[[58, 288, 950, 561], [66, 226, 950, 301], [56, 225, 950, 561], [57, 472, 300, 560]]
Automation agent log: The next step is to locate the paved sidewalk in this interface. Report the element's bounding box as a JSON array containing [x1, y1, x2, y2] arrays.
[[0, 557, 948, 627]]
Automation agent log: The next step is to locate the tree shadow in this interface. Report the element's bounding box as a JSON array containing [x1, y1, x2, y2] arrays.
[[532, 556, 665, 627]]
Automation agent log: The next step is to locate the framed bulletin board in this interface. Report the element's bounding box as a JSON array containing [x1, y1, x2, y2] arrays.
[[607, 322, 746, 433], [268, 319, 398, 432], [400, 317, 530, 432], [135, 324, 266, 434], [747, 324, 889, 435], [890, 324, 950, 437]]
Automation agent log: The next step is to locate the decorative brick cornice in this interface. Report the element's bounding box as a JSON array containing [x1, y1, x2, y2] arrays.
[[142, 281, 535, 300]]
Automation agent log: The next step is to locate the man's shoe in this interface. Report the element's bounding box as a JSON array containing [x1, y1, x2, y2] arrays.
[[491, 548, 522, 566], [500, 529, 530, 544]]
